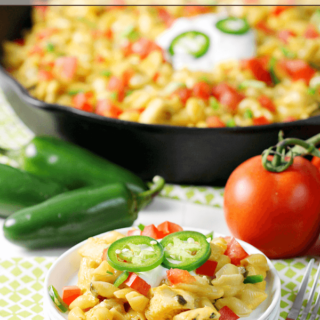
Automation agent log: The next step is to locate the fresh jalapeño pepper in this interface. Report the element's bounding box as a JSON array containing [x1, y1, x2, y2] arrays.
[[216, 17, 250, 35], [48, 285, 68, 313], [0, 136, 147, 193], [3, 176, 165, 249], [161, 231, 211, 271], [243, 275, 264, 284], [113, 271, 130, 287], [169, 31, 210, 59], [107, 235, 164, 272], [0, 164, 67, 218]]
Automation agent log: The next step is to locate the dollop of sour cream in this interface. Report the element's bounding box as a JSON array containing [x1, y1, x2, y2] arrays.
[[137, 265, 168, 288], [156, 13, 256, 72]]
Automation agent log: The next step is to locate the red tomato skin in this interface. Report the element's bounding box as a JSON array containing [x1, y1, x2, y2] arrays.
[[172, 87, 192, 105], [101, 248, 108, 261], [157, 221, 183, 236], [193, 81, 211, 100], [311, 149, 320, 172], [280, 59, 316, 84], [255, 21, 274, 35], [245, 58, 273, 86], [166, 269, 196, 285], [141, 224, 161, 239], [96, 99, 123, 118], [224, 155, 320, 259], [206, 116, 226, 128], [212, 83, 244, 112], [127, 229, 141, 236], [195, 260, 218, 277], [55, 56, 77, 80], [278, 30, 296, 43], [124, 273, 151, 296], [253, 116, 271, 126], [62, 286, 82, 306], [219, 306, 240, 320], [258, 95, 276, 113], [305, 25, 319, 39], [224, 238, 249, 266]]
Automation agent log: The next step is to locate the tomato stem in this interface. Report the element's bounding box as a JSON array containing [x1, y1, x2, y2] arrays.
[[262, 132, 320, 172]]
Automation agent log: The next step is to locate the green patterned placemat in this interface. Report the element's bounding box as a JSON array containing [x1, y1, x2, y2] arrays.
[[1, 89, 320, 319]]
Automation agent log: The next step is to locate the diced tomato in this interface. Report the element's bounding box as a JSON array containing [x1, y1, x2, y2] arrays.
[[38, 70, 53, 81], [206, 116, 226, 128], [105, 29, 113, 40], [183, 6, 211, 17], [283, 116, 297, 122], [224, 237, 249, 266], [127, 229, 141, 236], [152, 72, 160, 82], [224, 236, 232, 244], [55, 56, 77, 80], [195, 260, 218, 277], [95, 55, 105, 63], [131, 38, 162, 59], [278, 30, 296, 44], [305, 24, 319, 39], [272, 6, 293, 16], [172, 87, 192, 105], [157, 8, 175, 27], [14, 39, 25, 46], [157, 221, 183, 238], [253, 116, 271, 126], [167, 269, 196, 285], [141, 224, 161, 239], [279, 59, 316, 84], [212, 83, 244, 112], [34, 5, 48, 19], [96, 99, 123, 118], [29, 45, 44, 56], [108, 76, 126, 102], [243, 58, 273, 86], [37, 28, 57, 40], [122, 69, 134, 87], [101, 248, 108, 261], [124, 273, 151, 296], [255, 21, 274, 35], [73, 92, 94, 112], [258, 95, 276, 113], [219, 306, 240, 320], [193, 81, 212, 100], [62, 286, 82, 306]]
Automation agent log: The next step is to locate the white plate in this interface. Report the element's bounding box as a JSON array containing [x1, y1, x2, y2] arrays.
[[44, 227, 281, 320]]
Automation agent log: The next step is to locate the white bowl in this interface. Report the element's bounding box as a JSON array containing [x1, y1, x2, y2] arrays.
[[44, 227, 281, 320]]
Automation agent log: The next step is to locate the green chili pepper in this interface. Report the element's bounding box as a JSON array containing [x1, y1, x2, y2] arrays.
[[281, 47, 296, 59], [169, 31, 210, 59], [67, 89, 84, 96], [311, 9, 320, 32], [114, 271, 130, 287], [238, 80, 266, 90], [3, 176, 165, 249], [46, 43, 55, 52], [138, 224, 145, 231], [0, 164, 67, 218], [107, 235, 164, 272], [269, 57, 280, 85], [0, 136, 147, 194], [216, 17, 250, 35], [226, 119, 236, 127], [205, 231, 214, 241], [308, 87, 317, 95], [161, 231, 211, 271], [106, 271, 114, 275], [209, 97, 220, 110], [244, 109, 253, 119], [48, 285, 68, 313], [243, 275, 264, 284], [101, 70, 112, 77]]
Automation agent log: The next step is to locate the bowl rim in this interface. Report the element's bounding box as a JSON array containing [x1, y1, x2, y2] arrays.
[[1, 65, 319, 132], [43, 226, 281, 320]]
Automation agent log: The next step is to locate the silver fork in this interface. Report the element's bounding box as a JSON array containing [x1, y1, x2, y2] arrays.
[[286, 259, 320, 320]]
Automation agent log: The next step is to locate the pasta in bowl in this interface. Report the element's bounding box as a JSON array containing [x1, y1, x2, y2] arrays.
[[44, 224, 281, 320]]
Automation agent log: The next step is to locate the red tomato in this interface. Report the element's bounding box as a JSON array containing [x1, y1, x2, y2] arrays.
[[157, 221, 183, 238], [258, 95, 276, 113], [253, 116, 271, 126], [96, 99, 123, 118], [55, 56, 77, 80], [172, 87, 192, 105], [212, 83, 244, 112], [72, 92, 94, 112], [107, 76, 126, 102], [219, 306, 240, 320], [305, 25, 319, 39], [311, 149, 320, 172], [166, 269, 196, 285], [37, 28, 57, 40], [124, 273, 151, 296], [283, 116, 297, 122], [29, 45, 44, 56], [127, 229, 141, 236], [278, 30, 296, 43], [206, 116, 226, 128], [255, 21, 274, 35], [195, 260, 218, 277], [193, 81, 211, 100], [157, 8, 175, 27], [62, 286, 82, 306], [272, 6, 293, 16], [141, 224, 161, 239], [224, 238, 249, 266], [38, 70, 53, 81], [224, 155, 320, 259], [122, 69, 134, 87], [183, 6, 211, 17], [101, 248, 108, 261], [279, 59, 315, 84], [131, 38, 162, 59], [244, 58, 273, 86]]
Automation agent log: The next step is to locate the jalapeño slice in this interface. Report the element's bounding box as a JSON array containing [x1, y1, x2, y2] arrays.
[[169, 31, 210, 59], [216, 17, 250, 35], [107, 235, 164, 272], [161, 231, 211, 271], [48, 285, 68, 313]]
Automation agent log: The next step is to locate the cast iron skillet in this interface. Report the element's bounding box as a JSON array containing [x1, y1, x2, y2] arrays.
[[1, 6, 320, 186]]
